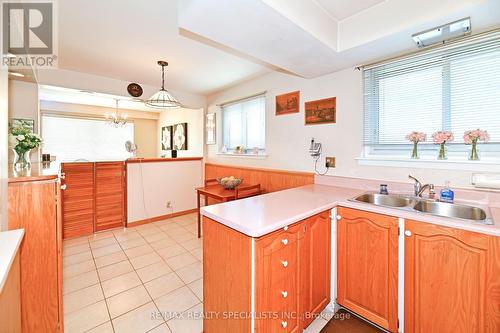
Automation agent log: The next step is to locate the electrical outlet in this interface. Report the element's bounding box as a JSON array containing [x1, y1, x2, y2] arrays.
[[166, 201, 172, 208], [325, 157, 336, 168]]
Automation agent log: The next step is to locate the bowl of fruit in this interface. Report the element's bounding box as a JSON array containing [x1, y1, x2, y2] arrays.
[[217, 176, 243, 190]]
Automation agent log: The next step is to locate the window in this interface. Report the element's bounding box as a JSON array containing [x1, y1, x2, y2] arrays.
[[363, 33, 500, 159], [41, 114, 134, 162], [221, 94, 265, 153]]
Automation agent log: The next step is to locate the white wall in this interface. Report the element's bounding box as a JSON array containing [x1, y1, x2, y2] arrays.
[[206, 69, 481, 188], [158, 107, 204, 158]]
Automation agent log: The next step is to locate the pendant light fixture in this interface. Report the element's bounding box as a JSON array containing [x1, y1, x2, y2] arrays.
[[105, 99, 128, 127], [145, 60, 181, 109]]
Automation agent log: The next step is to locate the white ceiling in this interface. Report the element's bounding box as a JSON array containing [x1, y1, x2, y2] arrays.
[[315, 0, 386, 20]]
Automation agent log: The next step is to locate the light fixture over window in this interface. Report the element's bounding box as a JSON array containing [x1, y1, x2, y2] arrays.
[[145, 60, 181, 109], [412, 17, 471, 48]]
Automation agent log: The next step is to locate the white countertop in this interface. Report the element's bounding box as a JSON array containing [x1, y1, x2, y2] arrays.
[[200, 184, 500, 237], [0, 229, 24, 292]]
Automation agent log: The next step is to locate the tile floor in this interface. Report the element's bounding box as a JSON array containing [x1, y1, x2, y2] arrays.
[[63, 213, 203, 333]]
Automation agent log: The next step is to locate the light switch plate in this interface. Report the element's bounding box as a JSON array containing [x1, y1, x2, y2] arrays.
[[326, 157, 336, 168]]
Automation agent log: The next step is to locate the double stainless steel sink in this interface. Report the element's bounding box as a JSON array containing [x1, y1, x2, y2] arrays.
[[351, 193, 491, 223]]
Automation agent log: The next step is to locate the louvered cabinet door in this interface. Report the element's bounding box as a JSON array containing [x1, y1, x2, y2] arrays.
[[95, 161, 126, 231]]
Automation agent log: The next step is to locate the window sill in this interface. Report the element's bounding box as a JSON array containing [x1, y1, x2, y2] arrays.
[[356, 156, 500, 172], [216, 152, 268, 159]]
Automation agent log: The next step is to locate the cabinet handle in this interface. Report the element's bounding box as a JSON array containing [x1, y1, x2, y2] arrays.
[[405, 230, 412, 237], [281, 290, 288, 298], [281, 239, 288, 245], [281, 260, 288, 268], [281, 321, 288, 328], [336, 215, 342, 220], [60, 173, 66, 179], [283, 226, 288, 231], [60, 184, 67, 190]]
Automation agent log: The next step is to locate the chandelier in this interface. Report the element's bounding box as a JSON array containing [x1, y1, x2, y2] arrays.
[[145, 60, 181, 109], [105, 99, 128, 127]]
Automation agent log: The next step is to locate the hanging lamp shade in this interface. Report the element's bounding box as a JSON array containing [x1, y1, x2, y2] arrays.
[[145, 61, 181, 109]]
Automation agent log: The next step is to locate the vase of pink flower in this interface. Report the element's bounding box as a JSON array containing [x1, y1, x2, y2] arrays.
[[464, 129, 489, 161], [405, 131, 426, 159], [432, 131, 454, 160]]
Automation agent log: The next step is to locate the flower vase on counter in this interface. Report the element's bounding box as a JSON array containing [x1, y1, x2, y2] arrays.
[[405, 131, 426, 159], [464, 129, 489, 161], [12, 149, 31, 170], [9, 122, 41, 170], [432, 131, 454, 160]]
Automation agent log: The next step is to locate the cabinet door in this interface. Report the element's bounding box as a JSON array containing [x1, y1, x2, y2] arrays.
[[404, 220, 491, 333], [61, 162, 95, 238], [300, 211, 331, 328], [95, 162, 125, 231], [337, 207, 398, 332]]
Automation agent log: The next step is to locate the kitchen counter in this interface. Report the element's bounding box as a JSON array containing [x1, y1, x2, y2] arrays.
[[8, 162, 59, 183], [0, 229, 24, 292], [200, 184, 500, 237]]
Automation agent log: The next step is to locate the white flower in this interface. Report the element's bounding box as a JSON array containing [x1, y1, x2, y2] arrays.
[[17, 135, 25, 141]]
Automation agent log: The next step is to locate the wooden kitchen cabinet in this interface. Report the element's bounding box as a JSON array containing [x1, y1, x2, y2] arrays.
[[336, 207, 398, 333], [203, 210, 331, 333], [404, 219, 500, 333], [95, 162, 126, 231]]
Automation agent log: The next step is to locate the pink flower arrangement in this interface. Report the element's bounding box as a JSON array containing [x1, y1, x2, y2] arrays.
[[405, 131, 427, 143], [463, 129, 489, 144], [432, 131, 454, 144]]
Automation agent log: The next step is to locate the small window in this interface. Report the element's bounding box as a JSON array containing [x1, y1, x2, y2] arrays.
[[363, 33, 500, 159], [221, 94, 265, 154], [41, 114, 134, 162]]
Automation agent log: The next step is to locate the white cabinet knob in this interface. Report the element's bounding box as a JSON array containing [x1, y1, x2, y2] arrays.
[[281, 260, 288, 267], [283, 226, 288, 231], [281, 290, 288, 298], [336, 215, 342, 220], [405, 230, 412, 237], [281, 321, 288, 328], [60, 184, 67, 190], [281, 239, 288, 245]]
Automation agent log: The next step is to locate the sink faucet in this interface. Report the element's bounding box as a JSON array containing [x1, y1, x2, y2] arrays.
[[408, 175, 435, 198]]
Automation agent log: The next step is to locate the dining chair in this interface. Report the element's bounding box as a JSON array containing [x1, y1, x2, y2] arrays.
[[235, 184, 262, 199]]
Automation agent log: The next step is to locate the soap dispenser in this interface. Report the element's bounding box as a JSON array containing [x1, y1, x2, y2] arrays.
[[440, 181, 454, 203]]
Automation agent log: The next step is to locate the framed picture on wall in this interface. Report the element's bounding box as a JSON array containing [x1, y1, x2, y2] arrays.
[[173, 123, 188, 150], [206, 113, 216, 145], [305, 97, 336, 125], [9, 118, 35, 132], [161, 125, 173, 150], [276, 91, 299, 115]]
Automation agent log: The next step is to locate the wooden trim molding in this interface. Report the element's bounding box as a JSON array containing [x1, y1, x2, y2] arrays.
[[127, 208, 198, 227], [205, 162, 314, 177], [126, 157, 203, 164]]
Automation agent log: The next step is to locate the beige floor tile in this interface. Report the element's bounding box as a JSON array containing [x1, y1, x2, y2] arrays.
[[144, 273, 185, 300], [155, 287, 200, 321], [95, 251, 128, 268], [136, 262, 172, 283], [136, 227, 162, 237], [156, 244, 187, 259], [64, 250, 93, 267], [175, 262, 202, 284], [189, 248, 203, 261], [158, 223, 183, 232], [166, 303, 203, 333], [64, 270, 100, 295], [106, 285, 152, 319], [164, 228, 190, 238], [89, 236, 118, 250], [86, 321, 114, 333], [92, 243, 123, 258], [187, 279, 203, 302], [179, 238, 201, 251], [64, 300, 110, 333], [98, 260, 134, 281], [63, 236, 89, 248], [165, 253, 198, 271], [112, 301, 164, 333], [172, 232, 196, 243], [101, 271, 142, 298], [64, 283, 104, 314], [175, 218, 195, 227], [149, 237, 177, 251], [63, 259, 96, 278], [148, 323, 172, 333], [119, 236, 148, 250], [129, 252, 163, 270], [114, 230, 142, 242], [124, 244, 154, 258], [142, 232, 169, 243], [89, 231, 116, 241], [182, 224, 198, 234], [63, 243, 90, 257]]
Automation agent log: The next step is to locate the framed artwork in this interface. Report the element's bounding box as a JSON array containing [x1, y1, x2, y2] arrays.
[[10, 118, 35, 132], [173, 123, 188, 150], [305, 97, 336, 125], [206, 113, 216, 145], [161, 125, 172, 150], [276, 91, 299, 115]]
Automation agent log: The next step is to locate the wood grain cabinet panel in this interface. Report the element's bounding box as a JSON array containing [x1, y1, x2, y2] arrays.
[[95, 162, 125, 231], [337, 207, 398, 333], [404, 220, 500, 333]]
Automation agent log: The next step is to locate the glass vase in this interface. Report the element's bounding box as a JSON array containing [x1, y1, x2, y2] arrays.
[[437, 143, 447, 160], [411, 142, 419, 159], [13, 149, 31, 170], [469, 141, 480, 161]]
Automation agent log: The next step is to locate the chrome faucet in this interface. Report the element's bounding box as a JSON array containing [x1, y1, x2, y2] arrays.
[[408, 175, 435, 198]]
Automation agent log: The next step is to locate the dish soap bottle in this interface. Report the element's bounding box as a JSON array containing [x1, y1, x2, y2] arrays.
[[440, 181, 454, 203]]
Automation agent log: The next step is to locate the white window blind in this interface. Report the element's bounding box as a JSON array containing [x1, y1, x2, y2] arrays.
[[364, 32, 500, 149], [41, 115, 134, 162], [222, 94, 265, 151]]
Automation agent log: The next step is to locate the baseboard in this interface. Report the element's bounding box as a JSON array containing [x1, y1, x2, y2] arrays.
[[127, 208, 197, 227]]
